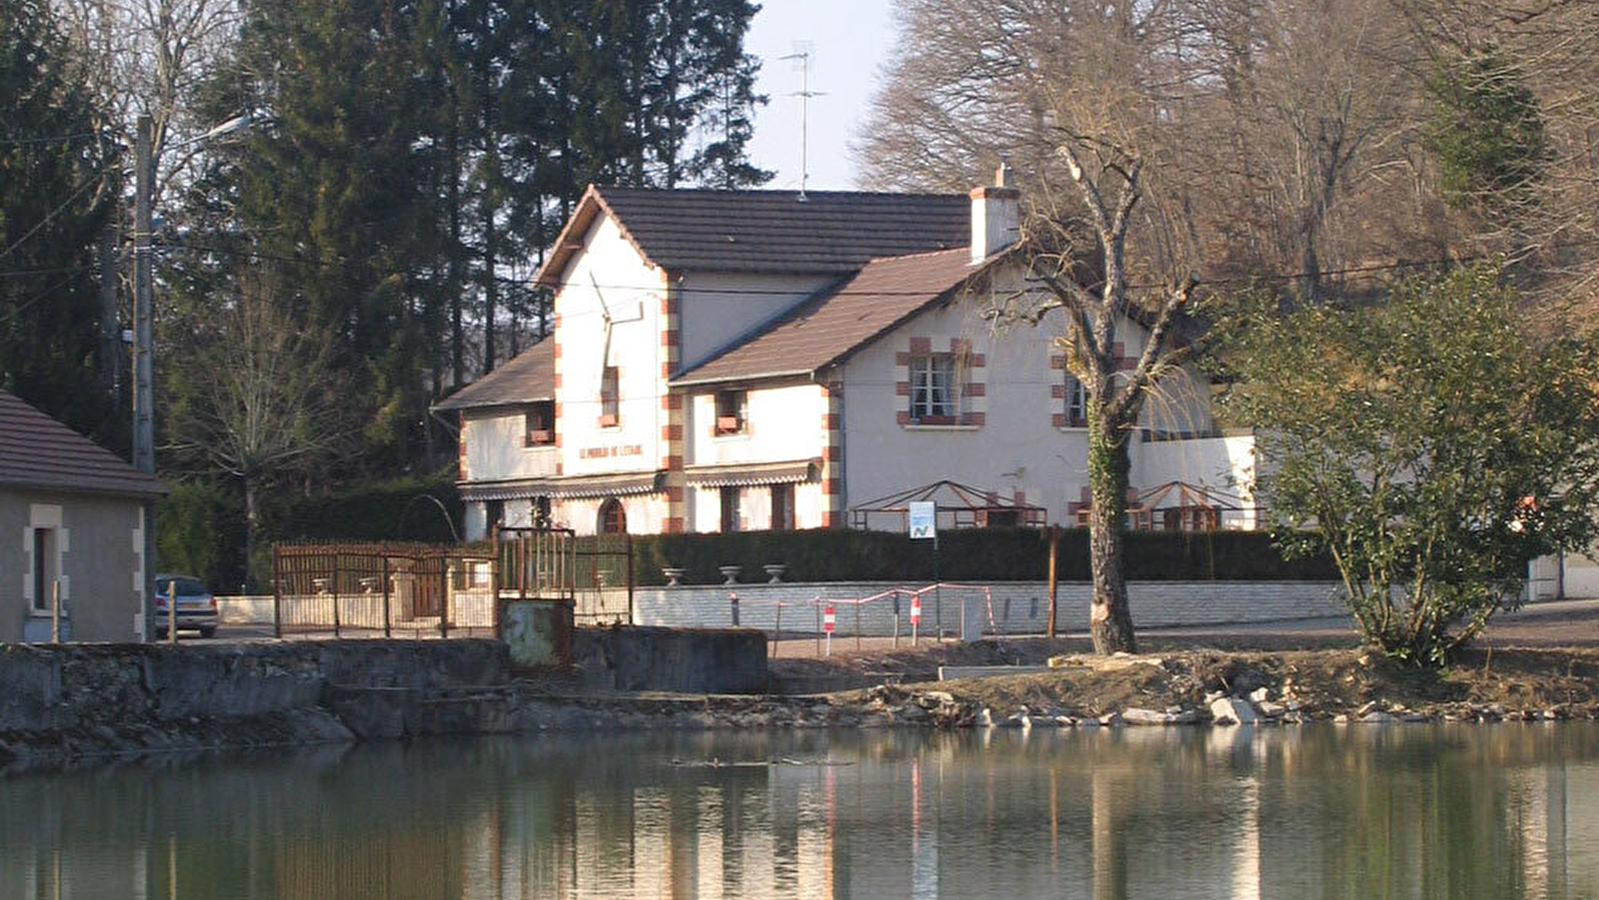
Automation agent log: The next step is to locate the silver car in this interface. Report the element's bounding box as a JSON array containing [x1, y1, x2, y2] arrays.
[[153, 574, 219, 638]]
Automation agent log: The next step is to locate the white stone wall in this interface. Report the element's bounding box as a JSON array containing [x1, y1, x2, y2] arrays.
[[583, 579, 1347, 635]]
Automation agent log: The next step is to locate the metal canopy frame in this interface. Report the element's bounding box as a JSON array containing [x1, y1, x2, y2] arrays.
[[848, 479, 1047, 530]]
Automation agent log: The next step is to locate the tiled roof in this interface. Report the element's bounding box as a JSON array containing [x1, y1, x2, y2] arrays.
[[674, 248, 1007, 385], [433, 339, 555, 412], [535, 186, 970, 286], [0, 390, 166, 497]]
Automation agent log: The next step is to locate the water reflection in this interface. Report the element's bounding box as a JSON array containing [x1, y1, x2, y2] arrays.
[[2, 725, 1598, 899]]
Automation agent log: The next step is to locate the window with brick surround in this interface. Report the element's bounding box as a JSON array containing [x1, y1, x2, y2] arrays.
[[714, 389, 747, 435], [599, 366, 619, 426], [523, 400, 555, 446], [909, 353, 959, 422], [1064, 375, 1088, 428]]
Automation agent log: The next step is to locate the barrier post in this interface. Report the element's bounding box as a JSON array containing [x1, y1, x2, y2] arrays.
[[773, 601, 782, 658], [814, 600, 821, 657], [729, 591, 740, 627], [892, 592, 900, 648], [51, 579, 61, 643], [854, 600, 861, 651], [381, 555, 392, 639]]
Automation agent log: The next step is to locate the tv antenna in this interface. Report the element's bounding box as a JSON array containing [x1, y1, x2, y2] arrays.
[[779, 45, 826, 201]]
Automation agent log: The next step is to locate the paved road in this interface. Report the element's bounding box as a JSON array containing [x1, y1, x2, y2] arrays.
[[182, 597, 1599, 654]]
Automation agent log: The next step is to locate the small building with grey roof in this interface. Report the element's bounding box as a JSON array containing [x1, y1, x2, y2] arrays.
[[1, 390, 166, 641]]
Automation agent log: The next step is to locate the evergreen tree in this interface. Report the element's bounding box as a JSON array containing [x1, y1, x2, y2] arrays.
[[0, 0, 115, 438]]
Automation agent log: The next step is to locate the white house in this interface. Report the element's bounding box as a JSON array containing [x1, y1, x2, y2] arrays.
[[437, 169, 1259, 539]]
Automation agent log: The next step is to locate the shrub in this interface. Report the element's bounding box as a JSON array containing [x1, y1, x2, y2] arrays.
[[628, 527, 1335, 585]]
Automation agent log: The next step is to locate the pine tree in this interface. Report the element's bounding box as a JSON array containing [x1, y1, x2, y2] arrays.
[[0, 0, 115, 438]]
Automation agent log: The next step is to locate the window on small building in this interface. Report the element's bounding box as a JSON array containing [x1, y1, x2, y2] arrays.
[[720, 486, 740, 533], [599, 366, 619, 426], [598, 498, 627, 534], [909, 353, 958, 422], [31, 526, 56, 614], [523, 400, 555, 446], [1064, 375, 1088, 428], [770, 483, 795, 531], [485, 500, 505, 532], [714, 390, 747, 435]]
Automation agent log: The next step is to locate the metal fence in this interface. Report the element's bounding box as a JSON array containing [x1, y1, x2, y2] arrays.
[[495, 527, 632, 625], [271, 543, 499, 639], [268, 531, 636, 640]]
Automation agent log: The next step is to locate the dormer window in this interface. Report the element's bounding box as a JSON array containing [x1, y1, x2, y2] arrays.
[[599, 366, 619, 427], [714, 389, 747, 435], [523, 401, 555, 446]]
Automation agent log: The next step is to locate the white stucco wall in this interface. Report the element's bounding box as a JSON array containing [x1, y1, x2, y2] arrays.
[[676, 272, 831, 372], [835, 268, 1237, 528], [685, 381, 827, 465], [462, 410, 559, 482], [555, 213, 668, 480]]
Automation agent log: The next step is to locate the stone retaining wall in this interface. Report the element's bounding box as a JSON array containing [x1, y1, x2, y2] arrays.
[[589, 580, 1347, 636], [0, 640, 508, 735]]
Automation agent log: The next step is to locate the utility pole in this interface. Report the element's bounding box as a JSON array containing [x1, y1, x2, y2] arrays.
[[133, 114, 154, 476], [133, 114, 156, 643]]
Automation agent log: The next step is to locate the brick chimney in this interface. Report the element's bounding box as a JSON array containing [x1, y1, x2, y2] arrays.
[[970, 158, 1020, 264]]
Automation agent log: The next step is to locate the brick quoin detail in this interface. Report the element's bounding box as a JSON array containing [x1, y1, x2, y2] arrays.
[[1049, 354, 1066, 370], [895, 381, 910, 396], [895, 351, 910, 366], [665, 486, 684, 502], [664, 516, 684, 534], [825, 478, 842, 495], [950, 338, 972, 355], [896, 410, 911, 425], [824, 445, 841, 462], [456, 417, 468, 480], [909, 336, 932, 354], [969, 353, 985, 368], [964, 382, 986, 398], [1052, 413, 1066, 428], [1051, 383, 1066, 399]]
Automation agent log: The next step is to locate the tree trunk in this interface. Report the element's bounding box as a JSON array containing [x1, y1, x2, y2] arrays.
[[1087, 408, 1137, 654], [244, 476, 260, 593]]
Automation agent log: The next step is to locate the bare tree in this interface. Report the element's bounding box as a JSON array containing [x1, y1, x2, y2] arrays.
[[166, 271, 347, 581], [52, 0, 242, 205], [990, 137, 1197, 655]]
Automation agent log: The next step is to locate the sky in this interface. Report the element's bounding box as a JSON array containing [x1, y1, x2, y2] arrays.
[[743, 0, 900, 192]]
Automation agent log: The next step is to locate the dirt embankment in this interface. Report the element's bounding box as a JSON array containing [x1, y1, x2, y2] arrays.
[[762, 643, 1599, 729]]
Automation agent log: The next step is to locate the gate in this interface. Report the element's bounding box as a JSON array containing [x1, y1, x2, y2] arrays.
[[271, 542, 496, 638], [495, 526, 633, 625]]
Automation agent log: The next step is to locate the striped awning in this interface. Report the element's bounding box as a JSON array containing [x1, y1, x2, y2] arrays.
[[460, 470, 665, 501], [682, 458, 819, 488]]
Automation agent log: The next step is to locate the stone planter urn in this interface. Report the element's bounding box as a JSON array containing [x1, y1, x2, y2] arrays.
[[662, 567, 686, 587], [763, 564, 787, 584], [718, 565, 742, 585]]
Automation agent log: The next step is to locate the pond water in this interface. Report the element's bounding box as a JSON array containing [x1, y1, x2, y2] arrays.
[[3, 724, 1598, 899]]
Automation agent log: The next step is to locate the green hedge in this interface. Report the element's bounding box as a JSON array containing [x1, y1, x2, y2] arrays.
[[630, 527, 1337, 586]]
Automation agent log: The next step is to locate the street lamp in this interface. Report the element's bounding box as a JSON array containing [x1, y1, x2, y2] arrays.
[[130, 111, 254, 641]]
